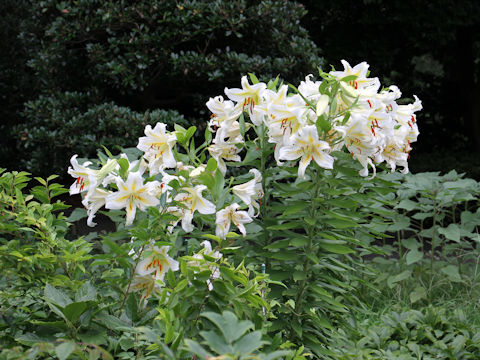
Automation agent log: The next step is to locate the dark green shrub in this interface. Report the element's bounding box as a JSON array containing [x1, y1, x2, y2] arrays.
[[2, 0, 321, 177], [16, 93, 188, 177]]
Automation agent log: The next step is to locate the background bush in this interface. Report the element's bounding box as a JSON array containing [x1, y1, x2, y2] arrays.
[[1, 0, 321, 177], [16, 92, 188, 176]]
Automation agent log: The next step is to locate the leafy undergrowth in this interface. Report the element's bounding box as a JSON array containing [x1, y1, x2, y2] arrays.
[[1, 166, 479, 359], [327, 169, 480, 359], [329, 304, 480, 359]]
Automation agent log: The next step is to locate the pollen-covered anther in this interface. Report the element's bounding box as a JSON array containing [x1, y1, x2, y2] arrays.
[[349, 80, 358, 89]]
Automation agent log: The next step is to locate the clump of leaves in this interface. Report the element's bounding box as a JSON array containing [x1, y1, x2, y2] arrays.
[[329, 306, 480, 359], [365, 170, 480, 304]]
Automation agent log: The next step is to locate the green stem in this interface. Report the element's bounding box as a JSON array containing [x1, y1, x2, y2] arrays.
[[429, 206, 437, 301], [295, 169, 322, 314], [258, 124, 270, 270]]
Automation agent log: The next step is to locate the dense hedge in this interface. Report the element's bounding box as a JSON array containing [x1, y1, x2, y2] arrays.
[[17, 92, 188, 176], [1, 0, 321, 177]]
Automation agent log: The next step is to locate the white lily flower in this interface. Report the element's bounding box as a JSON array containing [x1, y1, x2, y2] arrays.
[[174, 185, 216, 232], [206, 95, 242, 130], [215, 203, 253, 239], [232, 169, 263, 217], [330, 60, 381, 92], [298, 74, 323, 103], [68, 155, 97, 195], [82, 181, 111, 227], [137, 122, 177, 173], [208, 140, 242, 175], [224, 75, 267, 117], [130, 274, 162, 306], [105, 171, 160, 226], [136, 245, 179, 281], [279, 125, 334, 178], [396, 95, 422, 144], [381, 133, 410, 174]]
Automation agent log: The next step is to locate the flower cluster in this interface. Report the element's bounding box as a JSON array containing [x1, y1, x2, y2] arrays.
[[68, 60, 421, 302], [208, 60, 421, 178]]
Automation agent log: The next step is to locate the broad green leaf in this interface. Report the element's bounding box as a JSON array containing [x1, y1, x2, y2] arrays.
[[234, 331, 263, 354], [126, 293, 138, 322], [55, 342, 75, 360], [281, 203, 309, 216], [117, 157, 129, 174], [200, 330, 232, 354], [452, 335, 466, 354], [441, 265, 462, 282], [184, 339, 212, 359], [293, 271, 306, 281], [45, 284, 72, 308], [412, 212, 432, 220], [75, 281, 96, 302], [405, 248, 423, 265], [388, 215, 410, 231], [387, 270, 412, 288], [62, 301, 88, 323], [264, 239, 290, 249], [206, 157, 217, 172], [185, 126, 196, 142], [316, 114, 331, 133], [290, 237, 309, 247], [248, 72, 259, 84], [239, 112, 246, 138], [340, 74, 358, 82], [438, 224, 461, 242], [409, 286, 426, 303], [324, 218, 359, 229], [16, 333, 55, 346], [395, 199, 418, 211]]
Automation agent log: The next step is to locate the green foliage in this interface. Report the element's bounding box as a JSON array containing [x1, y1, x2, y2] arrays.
[[366, 170, 480, 304], [329, 306, 480, 359], [0, 168, 299, 359], [24, 0, 319, 95], [2, 0, 321, 176], [185, 311, 302, 359], [16, 94, 188, 177]]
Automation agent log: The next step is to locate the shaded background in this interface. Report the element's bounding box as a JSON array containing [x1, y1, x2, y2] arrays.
[[1, 0, 479, 179]]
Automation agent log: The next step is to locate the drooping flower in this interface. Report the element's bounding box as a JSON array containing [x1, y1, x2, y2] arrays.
[[338, 113, 383, 177], [68, 155, 97, 195], [208, 140, 242, 175], [395, 95, 422, 144], [130, 274, 162, 306], [82, 183, 111, 227], [232, 169, 263, 217], [174, 185, 216, 232], [278, 125, 334, 178], [215, 203, 253, 239], [105, 171, 160, 226], [136, 245, 179, 281]]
